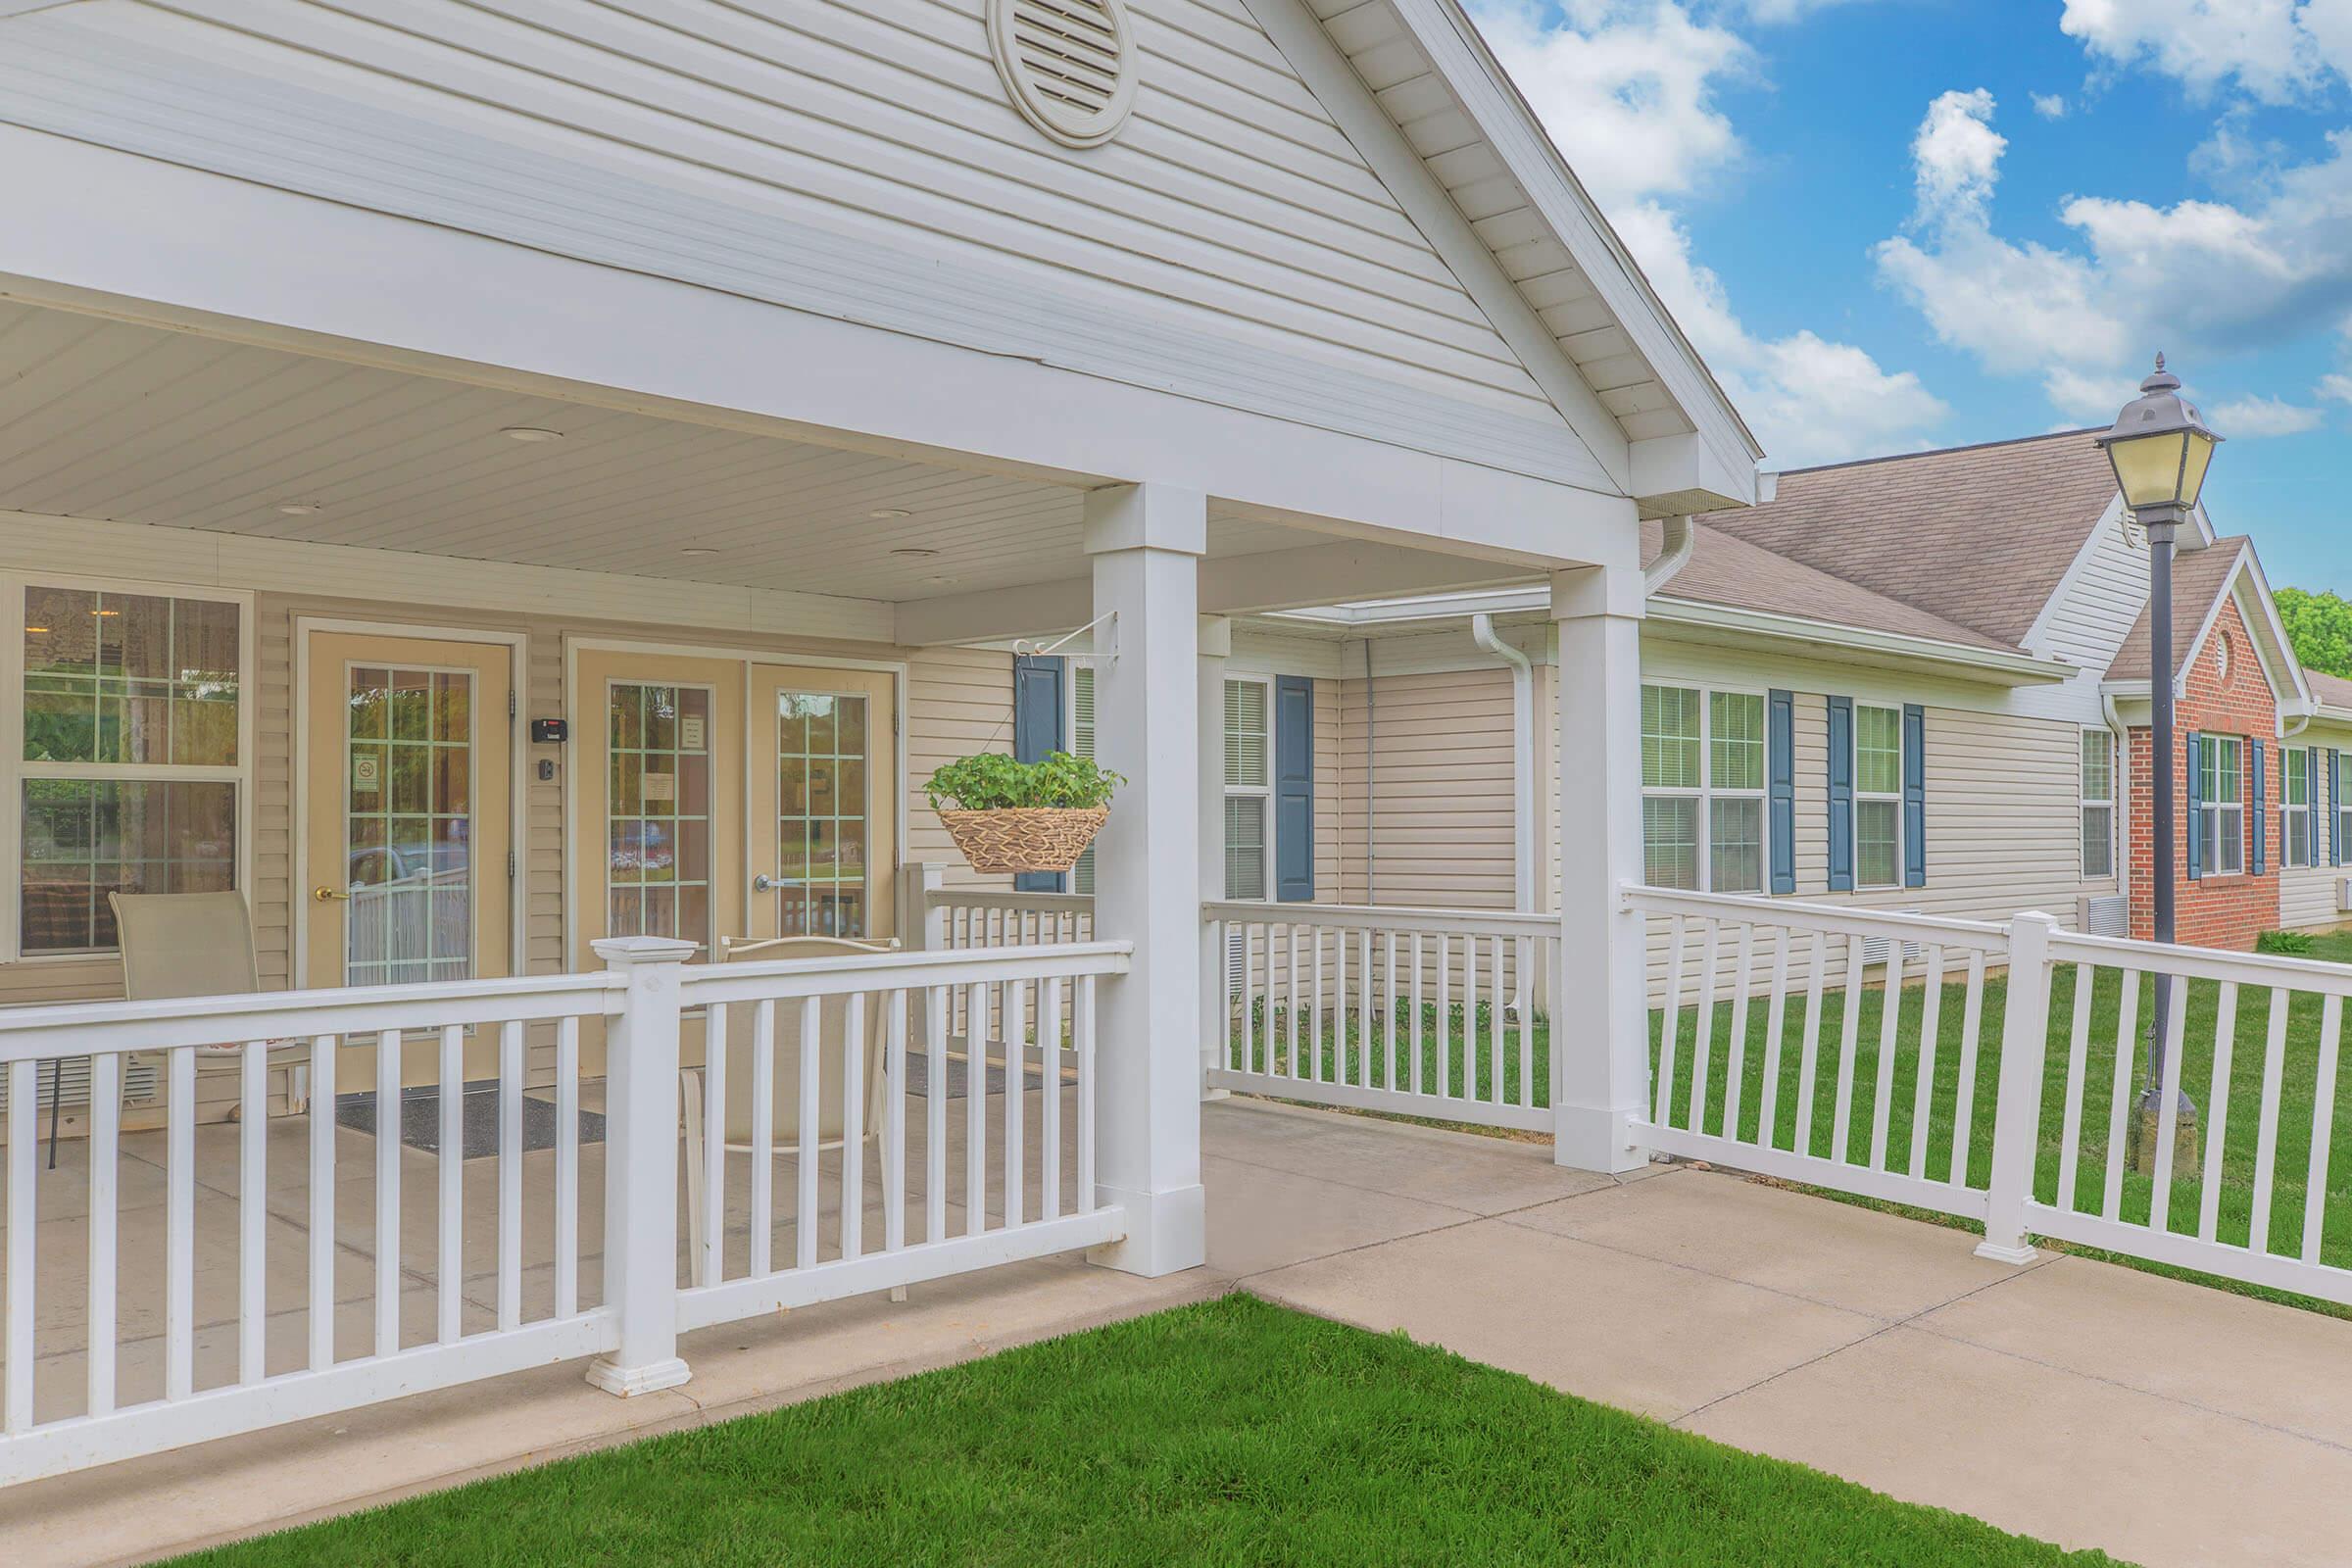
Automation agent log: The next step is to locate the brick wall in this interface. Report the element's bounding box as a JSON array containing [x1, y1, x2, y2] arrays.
[[2127, 597, 2280, 948]]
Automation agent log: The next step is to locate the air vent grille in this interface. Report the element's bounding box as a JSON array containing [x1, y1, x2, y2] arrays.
[[989, 0, 1138, 149]]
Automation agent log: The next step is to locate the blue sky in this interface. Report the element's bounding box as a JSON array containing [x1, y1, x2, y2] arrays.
[[1463, 0, 2352, 591]]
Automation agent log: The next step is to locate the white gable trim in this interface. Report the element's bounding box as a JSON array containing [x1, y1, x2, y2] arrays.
[[2172, 544, 2312, 713]]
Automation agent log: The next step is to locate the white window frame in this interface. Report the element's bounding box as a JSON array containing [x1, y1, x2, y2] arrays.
[[1852, 701, 1905, 891], [1221, 672, 1277, 903], [2080, 728, 2116, 881], [1640, 683, 1771, 894], [2200, 733, 2245, 876], [2283, 745, 2312, 870], [2, 574, 257, 963]]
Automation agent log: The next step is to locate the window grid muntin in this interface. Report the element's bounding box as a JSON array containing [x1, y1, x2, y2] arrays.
[[1222, 675, 1275, 901], [2284, 747, 2311, 869], [1641, 684, 1767, 894], [607, 681, 713, 950], [2081, 729, 2115, 881], [21, 779, 236, 955], [1853, 703, 1903, 889], [343, 664, 474, 988], [771, 690, 870, 939], [2198, 734, 2244, 876]]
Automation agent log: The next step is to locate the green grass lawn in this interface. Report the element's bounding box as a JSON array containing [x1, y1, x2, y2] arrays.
[[170, 1296, 2122, 1567], [1231, 928, 2352, 1308]]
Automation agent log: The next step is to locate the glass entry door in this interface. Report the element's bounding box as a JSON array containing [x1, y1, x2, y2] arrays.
[[747, 664, 896, 944], [303, 630, 514, 998]]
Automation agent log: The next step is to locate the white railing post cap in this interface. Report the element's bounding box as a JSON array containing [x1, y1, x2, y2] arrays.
[[592, 935, 700, 968]]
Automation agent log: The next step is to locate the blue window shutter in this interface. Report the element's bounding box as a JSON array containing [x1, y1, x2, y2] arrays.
[[1901, 703, 1926, 889], [1274, 675, 1315, 903], [2251, 738, 2267, 877], [1768, 689, 1794, 895], [2184, 731, 2202, 881], [2333, 749, 2343, 867], [1827, 696, 1854, 893], [1010, 655, 1066, 893]]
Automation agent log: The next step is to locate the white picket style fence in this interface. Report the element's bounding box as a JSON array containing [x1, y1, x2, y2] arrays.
[[1627, 884, 2352, 1306], [1201, 902, 1558, 1132], [0, 937, 1128, 1486]]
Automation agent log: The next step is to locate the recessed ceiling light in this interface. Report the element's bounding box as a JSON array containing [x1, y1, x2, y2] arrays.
[[889, 546, 941, 559], [679, 547, 720, 558], [24, 626, 48, 636], [501, 426, 564, 443], [925, 575, 959, 586], [276, 502, 321, 516], [869, 508, 912, 519]]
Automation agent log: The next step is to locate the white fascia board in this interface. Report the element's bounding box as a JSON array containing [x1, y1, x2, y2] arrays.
[[2230, 543, 2315, 710], [0, 125, 1631, 573], [1645, 599, 2069, 686], [1385, 0, 1763, 484]]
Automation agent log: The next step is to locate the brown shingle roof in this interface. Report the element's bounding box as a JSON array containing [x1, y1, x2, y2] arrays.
[[1701, 429, 2119, 647], [2106, 538, 2249, 682], [1642, 519, 2022, 654], [2309, 670, 2352, 710]]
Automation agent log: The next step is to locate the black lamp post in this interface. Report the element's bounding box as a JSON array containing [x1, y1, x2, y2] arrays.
[[2097, 355, 2221, 1169]]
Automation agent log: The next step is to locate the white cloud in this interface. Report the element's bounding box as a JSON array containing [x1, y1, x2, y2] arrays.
[[1874, 89, 2352, 432], [2058, 0, 2322, 102], [2208, 393, 2325, 434], [2032, 92, 2069, 118], [2318, 371, 2352, 402], [1467, 0, 1948, 465]]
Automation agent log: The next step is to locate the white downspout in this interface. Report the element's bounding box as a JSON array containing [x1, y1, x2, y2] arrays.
[[2103, 691, 2131, 910], [1644, 514, 1696, 594], [1471, 613, 1537, 914]]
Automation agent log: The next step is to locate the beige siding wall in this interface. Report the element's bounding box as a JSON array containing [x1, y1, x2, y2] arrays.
[[1333, 665, 1517, 909]]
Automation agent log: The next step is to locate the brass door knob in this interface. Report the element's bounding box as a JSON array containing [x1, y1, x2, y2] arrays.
[[313, 886, 352, 902]]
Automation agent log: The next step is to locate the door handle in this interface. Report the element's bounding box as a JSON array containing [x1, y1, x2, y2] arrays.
[[753, 873, 790, 893], [313, 885, 352, 902]]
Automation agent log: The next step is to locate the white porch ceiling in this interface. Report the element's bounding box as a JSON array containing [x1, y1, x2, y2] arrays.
[[0, 302, 1321, 604]]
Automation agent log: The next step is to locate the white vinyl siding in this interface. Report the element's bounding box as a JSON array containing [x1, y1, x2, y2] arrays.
[[2200, 734, 2244, 876], [2081, 729, 2115, 880], [1641, 684, 1765, 894], [1853, 703, 1903, 891]]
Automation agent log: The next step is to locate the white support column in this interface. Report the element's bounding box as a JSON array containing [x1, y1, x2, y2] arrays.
[[1085, 483, 1208, 1276], [1200, 614, 1233, 1101], [1550, 564, 1651, 1173], [586, 934, 697, 1396]]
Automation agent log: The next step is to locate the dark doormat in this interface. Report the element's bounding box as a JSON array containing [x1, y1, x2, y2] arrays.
[[337, 1083, 607, 1159], [902, 1052, 1070, 1100]]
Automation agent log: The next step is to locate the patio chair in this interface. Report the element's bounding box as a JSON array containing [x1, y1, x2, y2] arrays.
[[681, 936, 896, 1288], [91, 891, 312, 1165]]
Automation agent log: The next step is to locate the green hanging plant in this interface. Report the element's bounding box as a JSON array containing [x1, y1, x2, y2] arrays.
[[924, 751, 1123, 812]]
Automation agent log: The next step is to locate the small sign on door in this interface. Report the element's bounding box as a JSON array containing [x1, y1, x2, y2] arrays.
[[643, 770, 676, 804], [352, 755, 381, 795], [680, 715, 705, 751]]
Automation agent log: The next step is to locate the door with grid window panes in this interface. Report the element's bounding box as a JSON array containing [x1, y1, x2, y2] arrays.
[[302, 631, 514, 998], [1640, 685, 1765, 893], [746, 665, 896, 943]]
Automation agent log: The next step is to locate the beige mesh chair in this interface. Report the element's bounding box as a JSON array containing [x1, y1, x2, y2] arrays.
[[681, 936, 896, 1287], [108, 890, 312, 1114]]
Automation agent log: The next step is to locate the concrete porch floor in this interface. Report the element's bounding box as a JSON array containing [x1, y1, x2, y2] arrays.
[[2, 1098, 2348, 1566]]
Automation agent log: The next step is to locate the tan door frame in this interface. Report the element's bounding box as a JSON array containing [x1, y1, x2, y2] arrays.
[[289, 616, 529, 991], [561, 636, 910, 969]]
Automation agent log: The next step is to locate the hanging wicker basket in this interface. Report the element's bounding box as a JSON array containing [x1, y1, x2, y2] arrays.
[[937, 806, 1110, 875]]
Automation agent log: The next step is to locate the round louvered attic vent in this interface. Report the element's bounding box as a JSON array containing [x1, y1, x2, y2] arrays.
[[988, 0, 1139, 150]]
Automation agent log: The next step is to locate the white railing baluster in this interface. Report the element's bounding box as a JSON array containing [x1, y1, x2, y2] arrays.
[[373, 1028, 400, 1359], [306, 1035, 336, 1372], [1041, 977, 1062, 1223], [1489, 934, 1504, 1107], [2056, 964, 2095, 1212], [1409, 933, 1425, 1096], [1360, 928, 1375, 1092], [1795, 933, 1827, 1156], [1724, 923, 1754, 1144], [1909, 946, 1944, 1180], [2303, 995, 2340, 1264], [2101, 973, 2140, 1223], [1437, 932, 1452, 1099], [1000, 981, 1021, 1234], [1240, 923, 1256, 1074], [1311, 927, 1327, 1082], [498, 1019, 523, 1332], [1384, 930, 1398, 1091], [1831, 936, 1864, 1164], [2149, 978, 2190, 1236], [966, 981, 988, 1239], [2249, 988, 2288, 1255], [1332, 927, 1346, 1086], [798, 998, 822, 1270], [4, 1056, 32, 1434], [2195, 983, 2237, 1244], [1461, 932, 1479, 1102], [167, 1045, 196, 1399], [437, 1024, 463, 1346], [1286, 925, 1300, 1079], [1758, 927, 1788, 1151], [1077, 975, 1098, 1213], [885, 990, 908, 1253], [89, 1048, 121, 1413], [1869, 944, 1903, 1172], [842, 993, 866, 1261], [556, 1015, 579, 1320], [1689, 919, 1720, 1135], [702, 1001, 728, 1286], [240, 1039, 267, 1384], [1656, 913, 1686, 1127], [926, 986, 948, 1246], [749, 1000, 776, 1279], [1948, 950, 1986, 1188]]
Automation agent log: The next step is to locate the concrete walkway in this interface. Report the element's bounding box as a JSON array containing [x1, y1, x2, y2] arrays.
[[8, 1097, 2352, 1565]]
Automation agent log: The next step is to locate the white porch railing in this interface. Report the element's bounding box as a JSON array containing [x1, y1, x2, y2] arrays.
[[1627, 885, 2352, 1307], [1201, 902, 1558, 1133], [0, 939, 1129, 1486]]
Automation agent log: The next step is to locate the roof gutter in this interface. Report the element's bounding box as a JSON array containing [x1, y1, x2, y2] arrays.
[[1470, 612, 1538, 914], [1642, 514, 1695, 595]]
